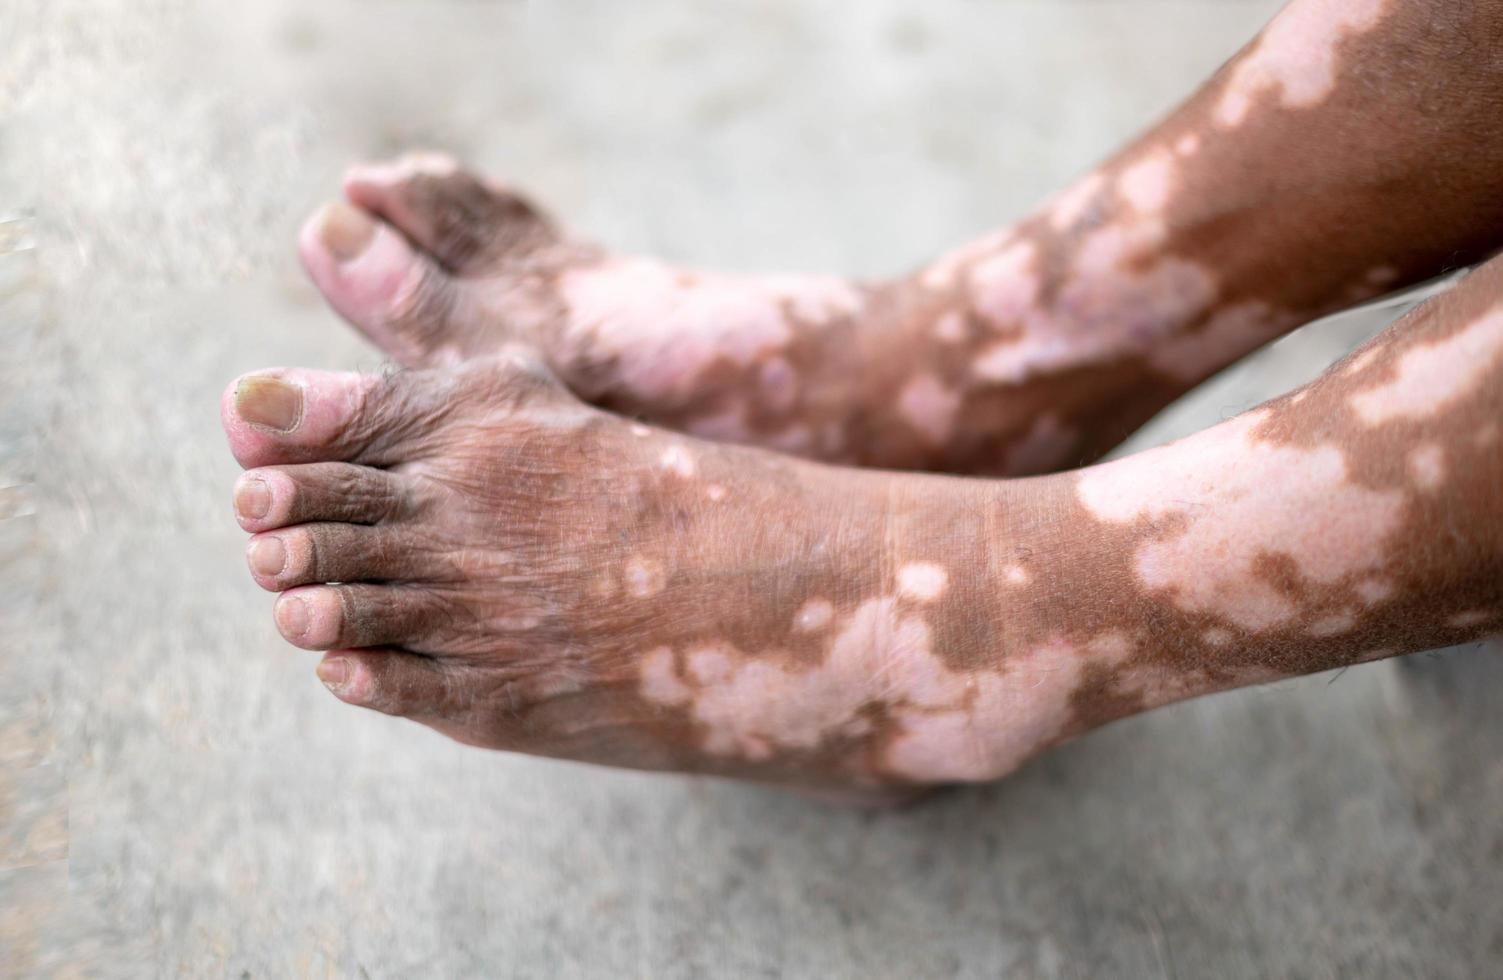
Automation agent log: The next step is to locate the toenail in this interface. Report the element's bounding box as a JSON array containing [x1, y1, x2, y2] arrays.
[[319, 202, 377, 261], [235, 478, 271, 520], [235, 376, 303, 432], [279, 596, 311, 638], [316, 658, 349, 693], [248, 537, 287, 577]]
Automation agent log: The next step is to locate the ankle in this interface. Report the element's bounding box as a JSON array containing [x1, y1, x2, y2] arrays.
[[842, 471, 1101, 783]]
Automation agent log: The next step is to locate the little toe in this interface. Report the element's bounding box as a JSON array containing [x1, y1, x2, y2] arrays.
[[298, 201, 470, 367], [234, 462, 413, 533], [221, 367, 464, 470], [246, 522, 443, 592], [316, 649, 463, 721], [344, 153, 560, 275], [274, 583, 452, 651]]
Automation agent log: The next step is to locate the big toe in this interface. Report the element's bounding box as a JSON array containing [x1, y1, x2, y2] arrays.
[[343, 152, 561, 275], [299, 202, 471, 367], [221, 354, 564, 470], [221, 366, 459, 469]]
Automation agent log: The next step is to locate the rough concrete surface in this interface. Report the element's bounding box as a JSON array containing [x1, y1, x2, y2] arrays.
[[4, 1, 1502, 977]]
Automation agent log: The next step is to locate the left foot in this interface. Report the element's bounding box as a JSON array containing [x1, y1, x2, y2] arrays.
[[298, 154, 1294, 477]]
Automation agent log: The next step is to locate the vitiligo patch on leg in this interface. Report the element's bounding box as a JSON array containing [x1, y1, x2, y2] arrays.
[[1077, 411, 1405, 631], [1215, 0, 1389, 126], [1348, 308, 1503, 425]]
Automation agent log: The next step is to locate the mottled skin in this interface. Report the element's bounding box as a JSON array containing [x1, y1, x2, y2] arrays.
[[224, 0, 1503, 796], [306, 0, 1503, 475]]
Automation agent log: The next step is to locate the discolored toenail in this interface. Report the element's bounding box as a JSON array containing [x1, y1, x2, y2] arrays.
[[278, 596, 310, 638], [319, 202, 377, 261], [235, 478, 271, 520], [236, 376, 303, 432], [316, 657, 349, 693], [248, 537, 287, 577]]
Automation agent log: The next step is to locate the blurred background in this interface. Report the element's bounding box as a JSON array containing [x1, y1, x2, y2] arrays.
[[5, 1, 1502, 976]]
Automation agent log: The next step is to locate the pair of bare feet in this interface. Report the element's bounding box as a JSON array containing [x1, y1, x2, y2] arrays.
[[226, 156, 1128, 803], [223, 0, 1503, 802]]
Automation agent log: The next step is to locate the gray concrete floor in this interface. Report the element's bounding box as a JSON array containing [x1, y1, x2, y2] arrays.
[[5, 1, 1502, 976]]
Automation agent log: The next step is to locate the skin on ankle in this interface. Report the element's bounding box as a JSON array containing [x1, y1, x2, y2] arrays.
[[302, 0, 1503, 479]]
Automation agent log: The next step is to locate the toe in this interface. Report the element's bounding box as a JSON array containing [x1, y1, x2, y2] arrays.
[[234, 462, 414, 532], [274, 583, 453, 651], [299, 202, 470, 367], [343, 153, 559, 275], [246, 522, 445, 592], [221, 367, 469, 470], [316, 649, 463, 720]]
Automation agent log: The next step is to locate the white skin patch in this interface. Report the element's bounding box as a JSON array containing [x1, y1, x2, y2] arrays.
[[897, 373, 961, 446], [886, 634, 1124, 781], [1174, 134, 1202, 157], [1003, 564, 1031, 587], [896, 563, 948, 603], [659, 444, 697, 477], [1049, 174, 1106, 231], [793, 598, 834, 633], [1309, 613, 1356, 637], [1349, 309, 1503, 425], [1119, 150, 1177, 214], [921, 231, 1013, 292], [1214, 0, 1388, 127], [640, 647, 691, 705], [1077, 411, 1405, 631], [639, 598, 1087, 782], [625, 557, 667, 598], [973, 223, 1217, 384], [969, 241, 1041, 328], [1342, 346, 1382, 377], [934, 311, 968, 343], [560, 258, 794, 402], [1448, 610, 1494, 629], [706, 483, 727, 503], [677, 600, 960, 756], [1407, 443, 1446, 491], [1354, 577, 1394, 604]]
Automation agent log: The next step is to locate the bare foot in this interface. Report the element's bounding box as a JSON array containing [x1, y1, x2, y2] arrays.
[[220, 350, 1095, 798], [298, 154, 1258, 476]]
